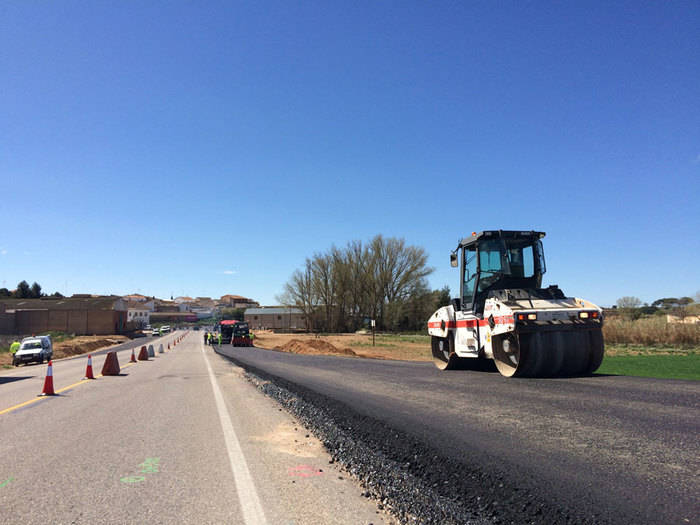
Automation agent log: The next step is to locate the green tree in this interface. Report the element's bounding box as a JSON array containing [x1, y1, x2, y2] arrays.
[[14, 280, 31, 298], [0, 288, 11, 297], [652, 297, 679, 309], [219, 308, 245, 321], [638, 305, 658, 316], [433, 285, 451, 311], [30, 282, 42, 298]]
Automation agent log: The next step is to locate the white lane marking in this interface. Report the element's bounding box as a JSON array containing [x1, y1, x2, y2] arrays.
[[200, 341, 267, 525]]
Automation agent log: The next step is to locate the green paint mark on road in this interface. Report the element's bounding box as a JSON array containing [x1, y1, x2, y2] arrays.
[[140, 457, 160, 474], [0, 477, 14, 488], [120, 476, 145, 484], [121, 457, 161, 484]]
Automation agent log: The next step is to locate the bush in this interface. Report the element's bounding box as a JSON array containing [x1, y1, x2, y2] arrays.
[[603, 316, 700, 346]]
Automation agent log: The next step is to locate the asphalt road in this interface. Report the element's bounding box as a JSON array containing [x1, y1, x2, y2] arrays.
[[215, 344, 700, 525], [0, 334, 172, 409], [0, 333, 393, 525]]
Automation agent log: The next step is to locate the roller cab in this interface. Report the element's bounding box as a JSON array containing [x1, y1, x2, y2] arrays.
[[428, 231, 604, 377]]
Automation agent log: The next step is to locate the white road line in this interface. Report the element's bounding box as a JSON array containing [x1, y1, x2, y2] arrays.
[[200, 341, 268, 525]]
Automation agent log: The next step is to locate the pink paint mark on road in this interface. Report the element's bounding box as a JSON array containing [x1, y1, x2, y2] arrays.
[[288, 465, 323, 478]]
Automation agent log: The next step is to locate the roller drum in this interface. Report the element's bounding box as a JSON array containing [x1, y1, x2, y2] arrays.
[[586, 329, 605, 374], [432, 335, 462, 370], [494, 328, 605, 378]]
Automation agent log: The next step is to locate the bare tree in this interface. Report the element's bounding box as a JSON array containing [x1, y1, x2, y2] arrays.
[[311, 252, 336, 331], [276, 259, 318, 331], [616, 296, 642, 309], [279, 235, 435, 332]]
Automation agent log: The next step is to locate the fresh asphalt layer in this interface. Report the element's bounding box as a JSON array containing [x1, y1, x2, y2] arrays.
[[0, 332, 394, 525], [215, 344, 700, 525]]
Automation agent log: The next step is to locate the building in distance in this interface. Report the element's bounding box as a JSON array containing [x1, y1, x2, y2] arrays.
[[245, 307, 304, 331]]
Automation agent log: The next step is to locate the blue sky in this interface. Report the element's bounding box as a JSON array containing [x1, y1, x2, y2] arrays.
[[1, 1, 698, 307]]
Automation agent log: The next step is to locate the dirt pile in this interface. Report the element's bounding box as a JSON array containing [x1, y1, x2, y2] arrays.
[[1, 336, 128, 368], [53, 337, 128, 359], [276, 339, 357, 357]]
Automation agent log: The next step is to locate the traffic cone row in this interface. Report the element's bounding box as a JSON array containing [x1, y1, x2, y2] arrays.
[[37, 332, 185, 395]]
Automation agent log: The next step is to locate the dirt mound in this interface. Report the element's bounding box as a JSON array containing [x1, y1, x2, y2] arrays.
[[54, 337, 127, 358], [0, 336, 128, 368], [275, 339, 357, 357]]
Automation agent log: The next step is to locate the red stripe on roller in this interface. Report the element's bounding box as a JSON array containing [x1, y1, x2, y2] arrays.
[[428, 315, 514, 329]]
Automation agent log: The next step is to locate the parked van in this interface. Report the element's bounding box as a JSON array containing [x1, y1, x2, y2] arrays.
[[13, 336, 53, 366]]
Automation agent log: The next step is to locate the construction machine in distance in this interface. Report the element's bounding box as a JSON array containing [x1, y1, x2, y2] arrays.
[[219, 320, 252, 346], [427, 230, 604, 377]]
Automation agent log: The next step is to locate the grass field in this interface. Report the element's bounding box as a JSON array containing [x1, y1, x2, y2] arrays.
[[596, 353, 700, 381]]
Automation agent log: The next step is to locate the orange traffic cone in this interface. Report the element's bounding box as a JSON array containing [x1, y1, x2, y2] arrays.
[[130, 348, 137, 363], [38, 361, 56, 396], [83, 354, 95, 380], [101, 351, 120, 376], [137, 346, 149, 361]]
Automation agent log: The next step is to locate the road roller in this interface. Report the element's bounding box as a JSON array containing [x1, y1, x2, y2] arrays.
[[427, 230, 604, 377]]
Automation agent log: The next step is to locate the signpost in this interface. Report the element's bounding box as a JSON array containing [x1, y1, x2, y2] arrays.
[[371, 319, 375, 346]]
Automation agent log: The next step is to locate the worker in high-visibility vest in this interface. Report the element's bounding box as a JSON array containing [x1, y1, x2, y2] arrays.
[[9, 340, 20, 355], [217, 332, 222, 345], [249, 332, 255, 347]]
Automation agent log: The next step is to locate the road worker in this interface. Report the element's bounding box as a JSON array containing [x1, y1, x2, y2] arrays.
[[218, 332, 222, 345], [9, 340, 20, 355], [208, 332, 213, 345], [204, 331, 208, 345], [249, 331, 255, 347]]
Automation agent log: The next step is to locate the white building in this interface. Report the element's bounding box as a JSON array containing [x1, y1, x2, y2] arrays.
[[127, 304, 151, 327]]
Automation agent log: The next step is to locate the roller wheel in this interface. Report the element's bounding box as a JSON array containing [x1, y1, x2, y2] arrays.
[[492, 333, 524, 377], [585, 328, 605, 374], [431, 334, 463, 370]]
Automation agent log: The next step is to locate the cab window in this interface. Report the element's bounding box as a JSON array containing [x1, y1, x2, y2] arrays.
[[462, 246, 477, 307], [477, 240, 508, 292], [479, 240, 505, 273], [507, 244, 535, 278]]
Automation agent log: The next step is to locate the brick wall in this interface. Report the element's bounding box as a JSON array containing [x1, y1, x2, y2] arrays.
[[245, 312, 306, 330], [15, 310, 49, 334], [0, 312, 14, 334], [10, 309, 124, 335]]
